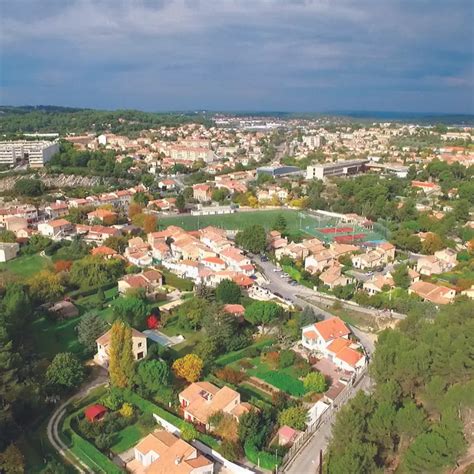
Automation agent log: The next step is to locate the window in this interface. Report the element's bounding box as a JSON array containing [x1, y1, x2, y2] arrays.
[[137, 352, 144, 360], [138, 342, 142, 348]]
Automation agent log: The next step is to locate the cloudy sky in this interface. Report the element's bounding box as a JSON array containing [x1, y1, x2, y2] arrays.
[[1, 0, 473, 113]]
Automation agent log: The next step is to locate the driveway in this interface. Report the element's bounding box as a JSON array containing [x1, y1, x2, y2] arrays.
[[313, 358, 349, 386]]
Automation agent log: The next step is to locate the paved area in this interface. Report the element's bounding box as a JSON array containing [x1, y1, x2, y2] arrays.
[[313, 358, 348, 386]]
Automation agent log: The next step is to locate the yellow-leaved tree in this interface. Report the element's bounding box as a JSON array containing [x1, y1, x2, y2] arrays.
[[108, 321, 134, 388], [172, 354, 203, 383]]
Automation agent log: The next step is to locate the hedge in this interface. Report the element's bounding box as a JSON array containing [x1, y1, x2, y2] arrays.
[[68, 281, 116, 299], [215, 338, 275, 367], [244, 441, 280, 470]]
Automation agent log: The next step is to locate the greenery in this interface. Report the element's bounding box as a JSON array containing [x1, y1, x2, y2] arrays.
[[235, 224, 267, 253], [326, 300, 474, 473], [244, 301, 282, 333], [215, 279, 242, 304], [45, 352, 85, 393], [278, 406, 308, 430], [109, 321, 134, 388], [77, 312, 109, 355]]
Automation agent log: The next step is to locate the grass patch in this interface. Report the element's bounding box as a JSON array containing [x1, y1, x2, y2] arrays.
[[31, 315, 83, 360], [160, 268, 194, 291], [238, 383, 273, 403], [247, 358, 306, 397], [214, 338, 275, 367], [158, 209, 302, 232], [160, 316, 205, 358], [110, 424, 145, 454], [0, 253, 50, 278]]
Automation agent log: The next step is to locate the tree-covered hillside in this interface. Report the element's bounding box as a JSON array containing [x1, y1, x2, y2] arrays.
[[325, 300, 474, 473], [0, 106, 212, 136]]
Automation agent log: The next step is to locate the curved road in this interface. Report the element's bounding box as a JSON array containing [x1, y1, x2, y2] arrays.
[[47, 369, 108, 473]]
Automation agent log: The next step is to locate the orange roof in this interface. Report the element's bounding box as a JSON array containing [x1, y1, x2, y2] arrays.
[[203, 256, 225, 265], [304, 330, 317, 340], [232, 274, 254, 287], [335, 346, 364, 367], [314, 317, 350, 342], [326, 337, 351, 354], [223, 304, 245, 315], [91, 245, 117, 256]]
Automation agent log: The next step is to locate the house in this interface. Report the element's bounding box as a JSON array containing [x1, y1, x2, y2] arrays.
[[84, 404, 108, 423], [409, 281, 456, 305], [223, 304, 245, 320], [3, 216, 28, 233], [91, 245, 119, 259], [87, 208, 117, 224], [192, 184, 212, 203], [304, 249, 335, 273], [0, 242, 19, 262], [94, 328, 147, 368], [352, 249, 386, 270], [126, 429, 213, 474], [301, 317, 365, 372], [179, 381, 251, 430], [157, 178, 177, 191], [434, 248, 457, 268], [319, 265, 351, 289], [278, 426, 301, 446], [201, 256, 226, 272], [45, 201, 69, 219], [268, 230, 288, 250], [118, 269, 163, 294], [363, 275, 394, 295], [38, 219, 74, 239], [49, 300, 79, 319], [276, 242, 310, 262]]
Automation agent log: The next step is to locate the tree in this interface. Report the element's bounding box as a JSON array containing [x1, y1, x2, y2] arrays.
[[13, 178, 44, 196], [272, 213, 287, 233], [244, 301, 282, 333], [176, 297, 209, 330], [278, 406, 308, 430], [134, 359, 170, 396], [70, 256, 124, 289], [180, 422, 198, 442], [172, 354, 203, 382], [212, 188, 228, 203], [77, 312, 109, 354], [299, 306, 319, 327], [395, 401, 427, 441], [108, 321, 134, 388], [176, 193, 186, 213], [143, 214, 158, 233], [391, 263, 411, 289], [113, 296, 148, 329], [421, 233, 444, 254], [279, 350, 295, 368], [103, 235, 129, 253], [235, 225, 266, 253], [46, 353, 84, 392], [128, 202, 143, 219], [303, 372, 327, 393], [1, 284, 32, 338], [215, 279, 241, 304], [0, 444, 25, 474], [28, 270, 64, 303]]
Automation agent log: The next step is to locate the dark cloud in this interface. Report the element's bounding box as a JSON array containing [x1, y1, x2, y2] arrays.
[[1, 0, 473, 112]]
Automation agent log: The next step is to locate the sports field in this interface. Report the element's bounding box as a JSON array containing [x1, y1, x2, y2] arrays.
[[157, 209, 385, 243], [158, 209, 303, 231]]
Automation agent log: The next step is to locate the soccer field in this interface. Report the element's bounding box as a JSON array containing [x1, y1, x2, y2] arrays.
[[158, 209, 304, 231]]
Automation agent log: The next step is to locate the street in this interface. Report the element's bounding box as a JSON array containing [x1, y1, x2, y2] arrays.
[[254, 257, 377, 353]]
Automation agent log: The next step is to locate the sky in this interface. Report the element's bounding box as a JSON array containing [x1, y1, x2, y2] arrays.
[[1, 0, 473, 114]]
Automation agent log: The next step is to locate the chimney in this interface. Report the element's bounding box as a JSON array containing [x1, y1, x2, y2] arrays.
[[175, 456, 182, 465]]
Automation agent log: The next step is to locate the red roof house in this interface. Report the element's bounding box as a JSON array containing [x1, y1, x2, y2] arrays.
[[84, 404, 108, 422]]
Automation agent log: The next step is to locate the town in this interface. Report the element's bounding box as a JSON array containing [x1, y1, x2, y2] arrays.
[[0, 107, 472, 474]]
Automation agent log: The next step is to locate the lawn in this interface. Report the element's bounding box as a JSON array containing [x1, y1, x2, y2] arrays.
[[0, 253, 50, 278], [31, 315, 83, 359], [160, 316, 205, 358], [158, 209, 302, 232], [110, 423, 152, 454], [246, 358, 307, 397]]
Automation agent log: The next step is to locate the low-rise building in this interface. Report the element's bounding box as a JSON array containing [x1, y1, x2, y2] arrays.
[[0, 242, 19, 262], [409, 281, 456, 305]]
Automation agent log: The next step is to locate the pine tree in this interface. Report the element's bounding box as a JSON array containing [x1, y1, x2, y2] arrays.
[[109, 321, 134, 388]]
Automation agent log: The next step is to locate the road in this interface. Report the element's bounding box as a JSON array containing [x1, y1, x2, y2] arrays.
[[255, 257, 379, 353], [283, 372, 373, 474], [47, 368, 108, 473]]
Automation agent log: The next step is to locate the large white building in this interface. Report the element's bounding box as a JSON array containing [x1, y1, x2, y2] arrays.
[[303, 135, 325, 148], [0, 141, 59, 168], [306, 159, 369, 180]]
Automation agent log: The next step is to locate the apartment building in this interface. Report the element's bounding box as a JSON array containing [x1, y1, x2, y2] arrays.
[[306, 159, 369, 180], [0, 141, 59, 167]]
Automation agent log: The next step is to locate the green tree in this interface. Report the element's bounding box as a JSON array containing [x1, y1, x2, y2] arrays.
[[235, 224, 266, 253], [244, 301, 282, 334], [13, 178, 44, 197], [391, 264, 411, 289], [70, 256, 124, 289], [176, 297, 210, 330], [108, 321, 134, 388], [272, 213, 287, 233], [212, 188, 228, 203], [113, 296, 148, 329], [421, 233, 444, 254], [215, 279, 241, 304], [134, 359, 170, 396], [176, 193, 186, 213], [395, 401, 427, 441], [46, 353, 84, 392], [0, 284, 32, 339], [303, 372, 327, 393], [77, 312, 109, 354], [180, 422, 198, 442], [27, 270, 64, 303], [278, 406, 308, 430]]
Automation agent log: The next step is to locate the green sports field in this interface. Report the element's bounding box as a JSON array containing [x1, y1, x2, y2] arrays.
[[158, 209, 305, 231]]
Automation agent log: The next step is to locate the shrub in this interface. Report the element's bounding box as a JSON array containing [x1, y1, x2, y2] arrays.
[[239, 359, 254, 369], [220, 441, 243, 462], [293, 358, 312, 378], [138, 412, 156, 430], [181, 422, 198, 442], [265, 351, 280, 368], [101, 389, 124, 410], [279, 350, 295, 368], [119, 403, 134, 418], [303, 372, 327, 393], [216, 367, 246, 385], [95, 433, 113, 451], [278, 406, 308, 430]]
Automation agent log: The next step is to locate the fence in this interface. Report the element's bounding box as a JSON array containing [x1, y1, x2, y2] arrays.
[[279, 366, 369, 472]]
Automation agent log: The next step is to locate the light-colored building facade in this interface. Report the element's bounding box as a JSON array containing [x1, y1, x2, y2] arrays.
[[0, 141, 59, 167]]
